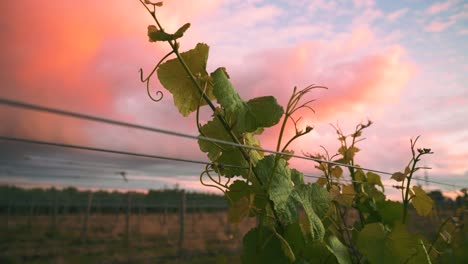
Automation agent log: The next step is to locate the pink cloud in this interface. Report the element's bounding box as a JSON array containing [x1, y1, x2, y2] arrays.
[[424, 19, 456, 32], [426, 0, 457, 15], [354, 0, 375, 8], [0, 0, 219, 145], [387, 8, 409, 22]]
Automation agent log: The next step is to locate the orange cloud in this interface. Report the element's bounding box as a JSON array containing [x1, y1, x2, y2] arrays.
[[0, 1, 219, 145]]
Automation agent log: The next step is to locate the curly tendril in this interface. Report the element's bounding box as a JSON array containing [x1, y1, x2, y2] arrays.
[[139, 50, 175, 102]]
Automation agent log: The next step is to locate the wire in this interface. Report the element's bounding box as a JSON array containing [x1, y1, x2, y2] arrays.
[[412, 177, 465, 189], [1, 135, 467, 190], [1, 98, 466, 189], [0, 136, 243, 169], [303, 174, 405, 190], [0, 98, 396, 176]]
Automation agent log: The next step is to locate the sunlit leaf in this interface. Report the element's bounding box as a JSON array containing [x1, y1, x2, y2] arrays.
[[254, 155, 295, 222], [291, 168, 304, 186], [334, 184, 355, 207], [236, 96, 284, 133], [328, 235, 352, 264], [292, 183, 330, 240], [391, 172, 406, 182], [377, 200, 402, 227], [412, 186, 434, 216], [367, 172, 384, 192], [158, 43, 214, 116], [211, 68, 283, 133], [331, 166, 343, 178], [227, 196, 251, 223]]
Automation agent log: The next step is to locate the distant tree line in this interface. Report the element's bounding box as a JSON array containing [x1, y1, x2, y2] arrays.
[[0, 185, 228, 214]]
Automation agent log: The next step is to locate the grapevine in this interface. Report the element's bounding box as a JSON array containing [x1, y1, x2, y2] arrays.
[[138, 1, 464, 263]]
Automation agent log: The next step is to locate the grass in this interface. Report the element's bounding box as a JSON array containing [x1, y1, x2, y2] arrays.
[[0, 211, 256, 263]]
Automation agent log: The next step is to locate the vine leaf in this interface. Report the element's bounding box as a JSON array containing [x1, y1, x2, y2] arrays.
[[377, 200, 403, 227], [357, 223, 432, 264], [334, 184, 355, 207], [327, 235, 352, 264], [227, 196, 251, 223], [147, 23, 190, 42], [366, 171, 384, 192], [292, 183, 330, 240], [198, 118, 232, 160], [290, 168, 304, 186], [391, 171, 406, 182], [236, 96, 284, 133], [242, 227, 290, 264], [411, 186, 434, 216], [198, 118, 263, 177], [331, 166, 343, 178], [211, 68, 244, 121], [254, 155, 295, 221], [211, 68, 284, 133], [157, 43, 214, 116]]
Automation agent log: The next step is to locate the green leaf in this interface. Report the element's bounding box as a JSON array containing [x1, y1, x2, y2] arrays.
[[173, 23, 190, 38], [225, 180, 250, 203], [227, 196, 251, 223], [236, 96, 284, 133], [217, 148, 249, 177], [284, 222, 306, 258], [242, 227, 290, 264], [412, 186, 434, 216], [291, 168, 304, 186], [357, 223, 390, 263], [377, 200, 402, 227], [391, 171, 406, 182], [327, 235, 352, 264], [211, 67, 244, 121], [331, 166, 343, 178], [293, 183, 330, 240], [354, 169, 366, 182], [198, 118, 233, 160], [357, 223, 432, 264], [254, 155, 295, 222], [147, 23, 190, 42], [157, 43, 214, 116], [303, 241, 335, 263], [366, 172, 384, 192], [334, 184, 355, 207], [211, 68, 284, 133], [244, 130, 264, 161], [389, 224, 432, 264], [272, 229, 296, 263]]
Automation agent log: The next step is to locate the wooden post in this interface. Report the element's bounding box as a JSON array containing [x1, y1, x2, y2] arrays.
[[51, 190, 58, 232], [178, 190, 186, 256], [27, 198, 34, 230], [125, 192, 132, 245], [137, 202, 142, 238], [81, 191, 94, 243], [6, 198, 11, 229]]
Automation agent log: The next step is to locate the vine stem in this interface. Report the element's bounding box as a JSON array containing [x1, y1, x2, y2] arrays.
[[139, 0, 285, 231], [402, 154, 422, 224], [427, 216, 452, 254]]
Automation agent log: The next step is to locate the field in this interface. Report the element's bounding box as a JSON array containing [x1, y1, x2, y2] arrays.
[[0, 211, 256, 263]]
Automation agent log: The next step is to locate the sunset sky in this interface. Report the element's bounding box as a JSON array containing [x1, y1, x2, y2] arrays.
[[0, 0, 466, 199]]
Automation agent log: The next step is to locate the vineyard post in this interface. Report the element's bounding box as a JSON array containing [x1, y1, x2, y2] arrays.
[[178, 190, 186, 256], [5, 191, 11, 229], [27, 196, 34, 230], [50, 189, 58, 232], [125, 191, 132, 245], [81, 191, 94, 243]]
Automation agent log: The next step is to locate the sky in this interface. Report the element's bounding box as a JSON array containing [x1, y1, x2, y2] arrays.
[[0, 0, 466, 199]]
